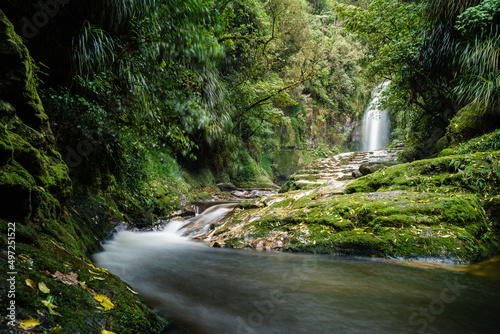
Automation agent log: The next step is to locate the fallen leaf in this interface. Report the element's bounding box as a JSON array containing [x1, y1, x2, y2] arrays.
[[38, 282, 50, 294], [88, 263, 109, 273], [41, 298, 62, 316], [18, 254, 33, 266], [126, 286, 139, 295], [41, 300, 58, 308], [25, 279, 36, 290], [19, 319, 40, 329], [94, 294, 115, 311], [53, 271, 79, 285]]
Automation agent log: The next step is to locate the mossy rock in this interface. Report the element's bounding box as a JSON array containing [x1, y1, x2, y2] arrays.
[[279, 179, 321, 193], [214, 189, 497, 262], [446, 104, 500, 147], [272, 197, 296, 208], [456, 129, 500, 154], [0, 10, 48, 132], [438, 148, 455, 157], [0, 160, 35, 221], [483, 195, 500, 233], [238, 199, 263, 210], [345, 151, 500, 196], [0, 11, 169, 333], [0, 122, 13, 164], [0, 220, 167, 333], [196, 191, 213, 201]]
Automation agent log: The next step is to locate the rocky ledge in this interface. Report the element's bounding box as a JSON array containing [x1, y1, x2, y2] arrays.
[[196, 151, 500, 264], [279, 148, 402, 193]]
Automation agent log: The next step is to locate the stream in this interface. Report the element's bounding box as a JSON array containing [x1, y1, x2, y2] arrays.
[[94, 204, 500, 334]]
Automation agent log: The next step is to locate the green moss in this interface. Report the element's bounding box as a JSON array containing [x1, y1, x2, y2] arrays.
[[291, 194, 317, 208], [216, 189, 496, 262], [0, 122, 13, 164], [0, 160, 36, 221], [231, 150, 273, 188], [225, 237, 245, 248], [345, 152, 500, 196], [238, 199, 263, 210], [0, 11, 169, 333], [272, 198, 296, 208], [0, 230, 166, 333], [456, 129, 500, 154], [483, 195, 500, 234], [285, 230, 391, 256], [438, 148, 455, 157], [343, 177, 376, 194], [196, 191, 213, 201], [0, 10, 47, 131], [446, 104, 500, 147]]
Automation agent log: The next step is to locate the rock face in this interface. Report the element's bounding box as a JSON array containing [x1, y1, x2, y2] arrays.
[[0, 10, 71, 222], [0, 11, 166, 333]]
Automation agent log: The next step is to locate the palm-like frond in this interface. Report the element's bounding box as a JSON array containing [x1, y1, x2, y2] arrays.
[[460, 31, 500, 77], [87, 0, 157, 34], [72, 21, 116, 79], [104, 0, 156, 24], [453, 72, 499, 107], [426, 0, 481, 23], [454, 31, 500, 107]]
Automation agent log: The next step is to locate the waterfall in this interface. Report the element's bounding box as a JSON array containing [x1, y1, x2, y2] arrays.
[[361, 81, 391, 152]]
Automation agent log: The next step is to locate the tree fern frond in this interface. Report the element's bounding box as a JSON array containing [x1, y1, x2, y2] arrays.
[[72, 21, 116, 79], [426, 0, 481, 23]]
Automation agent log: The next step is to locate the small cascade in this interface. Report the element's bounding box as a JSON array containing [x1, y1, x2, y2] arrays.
[[179, 202, 239, 237], [361, 81, 391, 152]]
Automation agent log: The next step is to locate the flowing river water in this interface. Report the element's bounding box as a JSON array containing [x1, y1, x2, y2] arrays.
[[94, 204, 500, 334]]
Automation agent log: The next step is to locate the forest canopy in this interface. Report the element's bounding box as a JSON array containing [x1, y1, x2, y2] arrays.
[[2, 0, 498, 192]]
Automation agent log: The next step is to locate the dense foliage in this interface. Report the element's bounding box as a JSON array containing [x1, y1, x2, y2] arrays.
[[2, 0, 497, 196], [2, 0, 368, 195]]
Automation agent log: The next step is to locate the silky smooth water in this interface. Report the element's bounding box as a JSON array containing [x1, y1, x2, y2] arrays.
[[94, 215, 500, 334], [361, 81, 391, 152]]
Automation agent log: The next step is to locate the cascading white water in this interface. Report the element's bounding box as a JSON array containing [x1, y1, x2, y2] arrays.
[[182, 203, 238, 236], [361, 81, 391, 152]]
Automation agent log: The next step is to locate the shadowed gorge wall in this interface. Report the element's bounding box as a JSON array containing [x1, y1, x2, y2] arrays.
[[0, 10, 167, 333]]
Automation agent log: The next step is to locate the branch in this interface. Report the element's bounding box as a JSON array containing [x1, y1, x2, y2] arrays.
[[232, 71, 313, 133]]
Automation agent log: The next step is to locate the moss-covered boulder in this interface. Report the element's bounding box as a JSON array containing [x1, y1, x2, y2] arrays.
[[446, 104, 500, 147], [437, 148, 455, 157], [0, 121, 13, 164], [359, 162, 383, 175], [0, 11, 49, 134], [345, 151, 500, 196], [206, 190, 496, 263], [0, 10, 71, 221]]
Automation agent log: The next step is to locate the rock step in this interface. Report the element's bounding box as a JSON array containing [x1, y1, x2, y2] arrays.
[[295, 180, 327, 185]]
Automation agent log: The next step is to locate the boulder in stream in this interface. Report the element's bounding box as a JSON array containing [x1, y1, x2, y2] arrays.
[[359, 163, 383, 175]]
